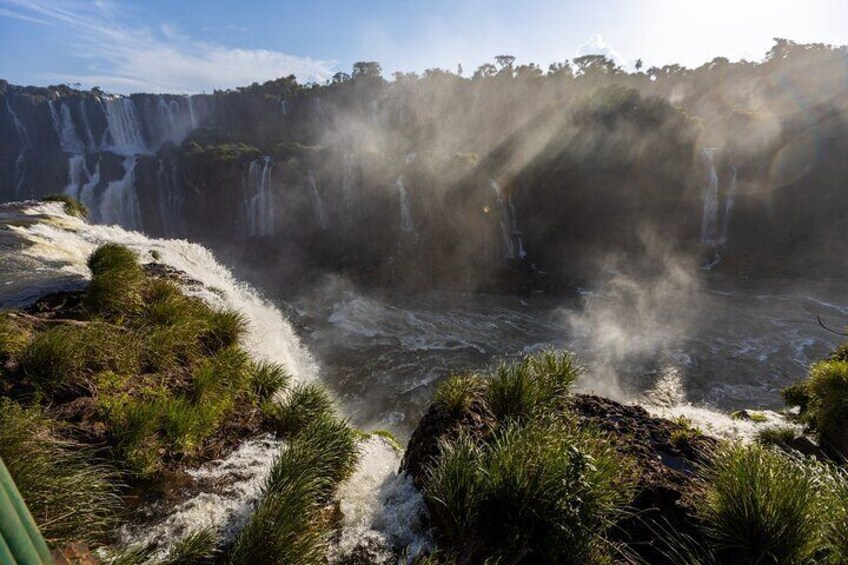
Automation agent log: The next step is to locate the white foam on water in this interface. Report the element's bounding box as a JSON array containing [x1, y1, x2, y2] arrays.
[[640, 366, 800, 442], [8, 202, 317, 381], [119, 436, 286, 557], [330, 436, 430, 562]]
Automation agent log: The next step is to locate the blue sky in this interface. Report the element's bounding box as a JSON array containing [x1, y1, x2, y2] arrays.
[[1, 0, 846, 94]]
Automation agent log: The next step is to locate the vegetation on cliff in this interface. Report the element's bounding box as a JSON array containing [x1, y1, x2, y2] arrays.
[[404, 345, 848, 564], [0, 242, 361, 561]]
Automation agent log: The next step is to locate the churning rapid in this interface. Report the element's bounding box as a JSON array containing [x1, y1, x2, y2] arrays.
[[0, 201, 428, 557]]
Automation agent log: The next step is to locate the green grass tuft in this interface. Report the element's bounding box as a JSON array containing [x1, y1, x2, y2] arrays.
[[247, 360, 290, 401], [698, 442, 824, 564], [266, 382, 336, 436], [0, 398, 120, 548], [231, 415, 359, 564], [162, 526, 220, 564], [433, 373, 485, 416], [42, 193, 87, 217], [423, 432, 483, 548]]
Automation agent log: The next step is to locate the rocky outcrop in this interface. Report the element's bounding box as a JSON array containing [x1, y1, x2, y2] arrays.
[[401, 393, 719, 564]]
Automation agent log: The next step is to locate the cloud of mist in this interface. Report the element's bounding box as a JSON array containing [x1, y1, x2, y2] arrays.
[[0, 0, 336, 93], [563, 227, 704, 400]]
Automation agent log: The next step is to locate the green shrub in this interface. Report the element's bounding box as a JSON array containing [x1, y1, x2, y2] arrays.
[[782, 380, 811, 416], [0, 399, 120, 547], [807, 360, 848, 441], [247, 361, 290, 401], [230, 477, 326, 565], [698, 442, 824, 564], [433, 373, 484, 416], [105, 397, 164, 476], [42, 193, 87, 217], [479, 420, 630, 563], [267, 382, 336, 436], [424, 432, 483, 547]]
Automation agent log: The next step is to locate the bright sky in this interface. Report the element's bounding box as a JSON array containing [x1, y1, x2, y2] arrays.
[[1, 0, 846, 94]]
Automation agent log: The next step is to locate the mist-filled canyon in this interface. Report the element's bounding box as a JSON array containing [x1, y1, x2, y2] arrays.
[[2, 31, 848, 564]]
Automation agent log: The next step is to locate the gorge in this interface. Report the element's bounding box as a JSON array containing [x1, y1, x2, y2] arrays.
[[1, 37, 848, 564]]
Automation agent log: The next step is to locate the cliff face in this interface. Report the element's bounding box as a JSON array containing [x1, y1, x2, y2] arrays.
[[2, 46, 847, 291]]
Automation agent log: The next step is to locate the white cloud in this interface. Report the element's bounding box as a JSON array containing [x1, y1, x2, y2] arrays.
[[575, 34, 626, 66], [0, 0, 336, 93]]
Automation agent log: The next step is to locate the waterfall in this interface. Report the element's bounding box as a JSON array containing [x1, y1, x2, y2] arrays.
[[280, 99, 289, 116], [103, 97, 147, 154], [78, 99, 97, 151], [700, 148, 720, 246], [240, 158, 274, 237], [79, 158, 101, 215], [187, 95, 198, 129], [154, 95, 193, 146], [49, 101, 85, 153], [307, 170, 329, 230], [490, 179, 517, 260], [396, 176, 414, 232], [156, 159, 184, 237], [6, 99, 30, 196], [14, 154, 27, 197], [99, 156, 141, 230], [718, 165, 738, 245], [63, 155, 88, 201]]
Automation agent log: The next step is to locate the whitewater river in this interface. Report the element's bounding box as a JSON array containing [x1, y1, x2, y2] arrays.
[[292, 276, 846, 440], [2, 201, 845, 557]]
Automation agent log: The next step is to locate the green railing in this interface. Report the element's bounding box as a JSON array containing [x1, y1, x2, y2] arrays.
[[0, 456, 53, 564]]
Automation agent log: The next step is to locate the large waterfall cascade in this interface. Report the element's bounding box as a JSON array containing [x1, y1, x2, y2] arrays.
[[396, 176, 414, 232], [489, 179, 527, 260], [98, 155, 141, 230], [700, 149, 738, 249], [156, 158, 185, 238], [239, 157, 275, 237], [6, 99, 30, 197], [307, 169, 330, 230]]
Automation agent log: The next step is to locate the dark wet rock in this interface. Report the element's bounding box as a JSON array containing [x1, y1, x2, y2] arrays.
[[24, 290, 86, 319], [143, 262, 204, 289], [400, 394, 495, 489]]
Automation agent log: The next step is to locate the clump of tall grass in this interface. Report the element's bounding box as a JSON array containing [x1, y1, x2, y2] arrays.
[[0, 398, 120, 548], [85, 244, 145, 317], [247, 360, 290, 401], [231, 415, 359, 564], [433, 373, 485, 416], [0, 311, 30, 365], [423, 415, 632, 563], [266, 381, 336, 436], [42, 193, 87, 217], [697, 442, 824, 565], [485, 349, 582, 424], [423, 432, 483, 548], [822, 466, 848, 562], [18, 322, 140, 395]]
